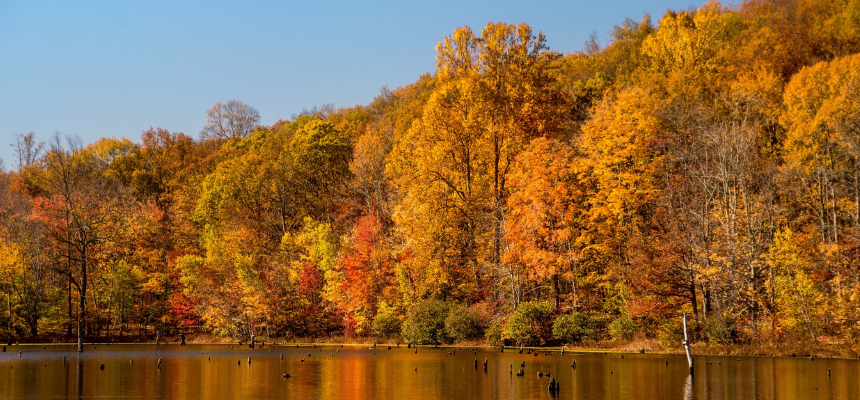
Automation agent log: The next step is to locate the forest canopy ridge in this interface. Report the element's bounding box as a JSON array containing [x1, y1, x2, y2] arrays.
[[3, 0, 860, 348]]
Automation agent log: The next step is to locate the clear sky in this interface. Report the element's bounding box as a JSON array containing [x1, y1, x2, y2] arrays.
[[0, 0, 702, 169]]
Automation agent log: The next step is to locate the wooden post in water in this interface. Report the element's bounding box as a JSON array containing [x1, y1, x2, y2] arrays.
[[682, 313, 693, 374]]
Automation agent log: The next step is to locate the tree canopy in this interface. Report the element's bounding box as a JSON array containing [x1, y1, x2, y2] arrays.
[[4, 2, 860, 347]]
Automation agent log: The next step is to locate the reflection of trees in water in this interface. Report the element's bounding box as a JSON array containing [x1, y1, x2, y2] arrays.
[[76, 356, 83, 400]]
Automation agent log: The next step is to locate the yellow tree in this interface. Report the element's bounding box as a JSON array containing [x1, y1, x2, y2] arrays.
[[389, 78, 489, 301], [782, 53, 860, 244], [765, 228, 824, 342], [576, 86, 665, 318], [389, 23, 567, 303], [781, 53, 860, 342], [504, 138, 585, 309], [641, 2, 742, 102]]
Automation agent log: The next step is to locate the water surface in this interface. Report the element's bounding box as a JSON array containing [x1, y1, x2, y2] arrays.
[[1, 344, 858, 399]]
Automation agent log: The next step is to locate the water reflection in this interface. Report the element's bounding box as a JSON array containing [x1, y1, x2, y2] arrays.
[[683, 372, 692, 400], [75, 356, 82, 400], [0, 345, 859, 399]]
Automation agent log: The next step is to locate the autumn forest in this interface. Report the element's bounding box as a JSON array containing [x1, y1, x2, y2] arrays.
[[3, 0, 860, 351]]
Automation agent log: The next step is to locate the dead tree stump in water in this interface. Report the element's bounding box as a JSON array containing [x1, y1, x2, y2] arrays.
[[682, 313, 693, 374], [548, 377, 560, 395]]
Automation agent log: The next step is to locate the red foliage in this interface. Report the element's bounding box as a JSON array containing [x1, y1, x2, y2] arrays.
[[297, 262, 323, 297], [339, 213, 387, 313]]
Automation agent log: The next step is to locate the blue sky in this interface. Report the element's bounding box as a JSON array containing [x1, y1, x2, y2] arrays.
[[0, 0, 702, 168]]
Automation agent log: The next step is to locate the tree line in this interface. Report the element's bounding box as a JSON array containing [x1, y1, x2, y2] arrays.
[[3, 0, 860, 348]]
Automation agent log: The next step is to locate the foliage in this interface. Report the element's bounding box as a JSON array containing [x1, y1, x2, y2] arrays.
[[484, 321, 505, 346], [504, 301, 555, 346], [445, 303, 485, 342], [5, 3, 860, 350], [609, 315, 638, 341], [401, 300, 450, 345], [552, 313, 593, 344], [766, 228, 824, 342], [656, 318, 684, 348], [703, 312, 738, 345], [371, 301, 401, 338]]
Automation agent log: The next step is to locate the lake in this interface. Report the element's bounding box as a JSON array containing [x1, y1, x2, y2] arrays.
[[1, 344, 858, 399]]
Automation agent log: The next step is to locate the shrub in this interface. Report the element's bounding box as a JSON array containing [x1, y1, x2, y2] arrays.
[[609, 314, 638, 340], [587, 314, 612, 340], [485, 320, 505, 345], [445, 303, 485, 342], [704, 313, 738, 345], [552, 313, 592, 344], [504, 301, 555, 346], [372, 301, 401, 338], [656, 317, 684, 348], [401, 299, 450, 344]]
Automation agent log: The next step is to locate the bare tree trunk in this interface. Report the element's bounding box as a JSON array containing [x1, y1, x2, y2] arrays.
[[689, 270, 699, 322], [818, 171, 828, 242], [67, 241, 73, 337], [77, 257, 87, 353], [6, 292, 11, 344], [831, 184, 839, 242]]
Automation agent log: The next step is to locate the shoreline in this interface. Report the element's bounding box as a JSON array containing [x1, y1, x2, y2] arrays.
[[5, 337, 859, 360]]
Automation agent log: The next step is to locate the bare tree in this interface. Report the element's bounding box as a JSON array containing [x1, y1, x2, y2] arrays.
[[292, 103, 336, 119], [200, 100, 260, 141], [42, 133, 119, 352], [13, 132, 44, 169], [584, 31, 601, 55]]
